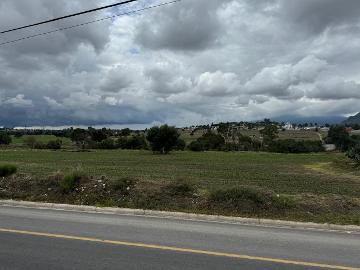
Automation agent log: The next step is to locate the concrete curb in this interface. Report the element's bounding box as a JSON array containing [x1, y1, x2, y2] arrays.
[[1, 199, 360, 233]]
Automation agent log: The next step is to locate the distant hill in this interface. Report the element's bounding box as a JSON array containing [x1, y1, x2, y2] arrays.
[[272, 115, 346, 125], [344, 112, 360, 124]]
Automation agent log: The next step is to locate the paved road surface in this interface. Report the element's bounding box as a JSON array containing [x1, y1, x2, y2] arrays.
[[0, 205, 359, 270]]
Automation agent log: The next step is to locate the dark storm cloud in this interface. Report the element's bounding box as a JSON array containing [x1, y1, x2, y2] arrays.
[[134, 0, 229, 51], [1, 0, 360, 127], [280, 0, 360, 34]]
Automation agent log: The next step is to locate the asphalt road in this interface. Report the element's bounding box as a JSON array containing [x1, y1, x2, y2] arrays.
[[0, 206, 359, 270]]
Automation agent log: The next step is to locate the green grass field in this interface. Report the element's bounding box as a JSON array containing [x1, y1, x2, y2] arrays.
[[238, 129, 321, 141], [1, 149, 359, 198], [179, 129, 205, 144], [10, 135, 72, 147], [1, 149, 360, 224]]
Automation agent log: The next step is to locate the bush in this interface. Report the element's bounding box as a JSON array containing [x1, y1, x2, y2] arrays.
[[0, 132, 12, 145], [237, 134, 262, 151], [97, 138, 116, 149], [188, 141, 204, 152], [188, 131, 225, 152], [60, 171, 84, 193], [0, 164, 17, 177], [119, 128, 131, 137], [164, 179, 196, 197], [174, 138, 186, 151], [209, 186, 269, 209], [198, 132, 225, 151], [208, 186, 294, 213], [268, 139, 324, 153], [33, 139, 62, 150], [46, 139, 62, 150], [117, 135, 147, 150], [24, 136, 37, 149], [110, 178, 136, 195], [346, 144, 360, 165]]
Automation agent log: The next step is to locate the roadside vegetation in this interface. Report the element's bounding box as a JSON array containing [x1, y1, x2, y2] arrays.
[[0, 150, 359, 225], [0, 121, 360, 225], [0, 164, 17, 177]]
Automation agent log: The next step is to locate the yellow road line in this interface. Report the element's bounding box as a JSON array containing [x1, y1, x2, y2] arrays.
[[0, 228, 358, 270]]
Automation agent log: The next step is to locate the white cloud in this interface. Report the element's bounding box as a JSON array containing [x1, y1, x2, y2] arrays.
[[196, 71, 240, 97], [4, 94, 33, 108], [1, 0, 360, 127]]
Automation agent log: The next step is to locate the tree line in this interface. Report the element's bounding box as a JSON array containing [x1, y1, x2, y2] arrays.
[[1, 124, 359, 164]]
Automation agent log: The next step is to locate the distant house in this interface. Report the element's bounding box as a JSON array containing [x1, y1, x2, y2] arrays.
[[320, 127, 330, 132], [284, 122, 294, 130]]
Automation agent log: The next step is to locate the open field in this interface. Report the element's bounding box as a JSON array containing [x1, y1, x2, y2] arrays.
[[1, 149, 359, 225], [10, 135, 72, 146], [179, 129, 206, 144], [0, 149, 359, 196], [239, 129, 322, 141], [179, 129, 323, 143]]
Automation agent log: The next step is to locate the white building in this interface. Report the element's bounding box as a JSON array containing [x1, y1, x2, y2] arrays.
[[284, 122, 294, 130]]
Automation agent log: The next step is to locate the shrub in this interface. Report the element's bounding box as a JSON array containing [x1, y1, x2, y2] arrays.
[[0, 132, 12, 145], [24, 136, 37, 149], [208, 186, 294, 213], [89, 128, 108, 142], [46, 139, 62, 150], [60, 171, 84, 193], [260, 124, 279, 143], [174, 138, 186, 151], [97, 138, 116, 149], [0, 164, 17, 177], [198, 131, 225, 151], [117, 135, 147, 150], [189, 131, 225, 151], [110, 178, 136, 195], [33, 139, 62, 150], [237, 134, 262, 151], [188, 141, 204, 152], [127, 135, 147, 150], [268, 139, 324, 153], [164, 179, 196, 197], [119, 128, 131, 137], [209, 186, 269, 209], [346, 144, 360, 165]]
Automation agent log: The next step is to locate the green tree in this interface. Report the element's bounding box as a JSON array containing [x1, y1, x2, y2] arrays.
[[346, 144, 360, 165], [24, 136, 37, 149], [327, 125, 353, 151], [146, 125, 180, 154], [260, 124, 279, 145], [0, 131, 12, 145], [70, 128, 89, 149], [119, 128, 131, 137], [174, 138, 186, 151], [189, 131, 225, 151], [88, 127, 108, 142]]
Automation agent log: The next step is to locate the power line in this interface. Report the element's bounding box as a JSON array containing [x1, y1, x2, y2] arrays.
[[0, 0, 182, 47], [0, 0, 139, 35]]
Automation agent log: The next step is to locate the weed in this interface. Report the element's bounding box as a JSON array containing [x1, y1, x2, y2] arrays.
[[0, 164, 17, 177]]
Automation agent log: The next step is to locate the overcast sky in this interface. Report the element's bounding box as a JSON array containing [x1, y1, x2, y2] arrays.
[[1, 0, 360, 127]]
